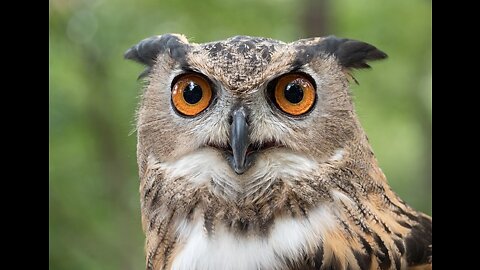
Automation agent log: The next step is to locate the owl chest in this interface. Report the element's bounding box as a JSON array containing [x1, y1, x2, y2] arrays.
[[170, 205, 336, 270]]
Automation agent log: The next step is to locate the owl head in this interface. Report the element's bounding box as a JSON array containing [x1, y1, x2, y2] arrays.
[[125, 36, 434, 270], [126, 34, 386, 201]]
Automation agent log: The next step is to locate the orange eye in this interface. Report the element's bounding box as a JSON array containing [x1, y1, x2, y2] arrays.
[[171, 73, 213, 116], [273, 73, 316, 116]]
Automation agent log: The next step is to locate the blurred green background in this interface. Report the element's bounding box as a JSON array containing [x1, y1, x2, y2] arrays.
[[49, 0, 431, 269]]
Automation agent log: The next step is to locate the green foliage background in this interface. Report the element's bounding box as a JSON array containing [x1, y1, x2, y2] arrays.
[[49, 0, 431, 269]]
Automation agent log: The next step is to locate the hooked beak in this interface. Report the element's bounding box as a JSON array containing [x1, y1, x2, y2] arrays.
[[230, 106, 250, 174]]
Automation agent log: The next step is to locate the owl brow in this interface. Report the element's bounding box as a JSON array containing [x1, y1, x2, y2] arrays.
[[292, 46, 321, 68]]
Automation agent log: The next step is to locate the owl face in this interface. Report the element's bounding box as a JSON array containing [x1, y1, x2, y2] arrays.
[[127, 34, 386, 200], [126, 36, 434, 270]]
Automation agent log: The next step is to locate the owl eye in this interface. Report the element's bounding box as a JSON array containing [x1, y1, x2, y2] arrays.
[[272, 73, 316, 116], [171, 73, 213, 116]]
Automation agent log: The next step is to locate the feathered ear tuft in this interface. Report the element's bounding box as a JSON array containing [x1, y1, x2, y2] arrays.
[[124, 34, 189, 78], [320, 36, 387, 69]]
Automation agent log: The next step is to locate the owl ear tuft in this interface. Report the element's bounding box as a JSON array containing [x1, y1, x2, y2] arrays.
[[320, 36, 387, 69], [124, 34, 189, 78]]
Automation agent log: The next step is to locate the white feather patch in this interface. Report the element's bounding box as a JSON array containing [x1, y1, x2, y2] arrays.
[[171, 204, 337, 270], [161, 148, 319, 200], [329, 148, 345, 162]]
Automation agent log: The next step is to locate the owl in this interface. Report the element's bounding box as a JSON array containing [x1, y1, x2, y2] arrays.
[[125, 34, 432, 270]]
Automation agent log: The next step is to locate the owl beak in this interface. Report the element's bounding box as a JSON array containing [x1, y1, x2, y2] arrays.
[[230, 106, 250, 174]]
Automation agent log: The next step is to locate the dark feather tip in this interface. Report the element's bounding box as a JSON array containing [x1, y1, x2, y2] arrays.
[[321, 36, 387, 69], [124, 34, 189, 79]]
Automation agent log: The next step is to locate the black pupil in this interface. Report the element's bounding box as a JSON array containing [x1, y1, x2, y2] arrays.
[[284, 83, 304, 104], [183, 82, 203, 104]]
